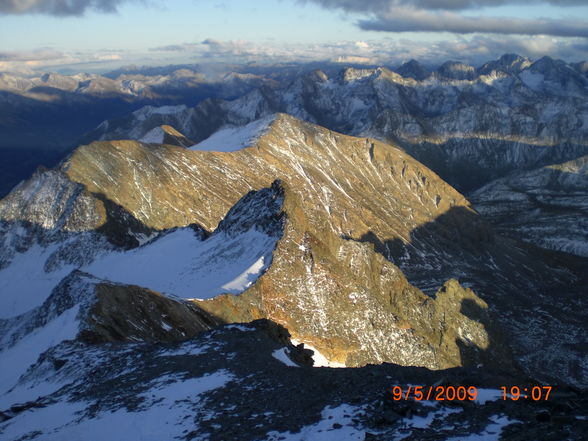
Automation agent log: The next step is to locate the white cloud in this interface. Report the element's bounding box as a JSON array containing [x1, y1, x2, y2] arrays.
[[0, 48, 127, 73]]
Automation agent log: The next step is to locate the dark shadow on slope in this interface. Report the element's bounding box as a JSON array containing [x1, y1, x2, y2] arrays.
[[469, 165, 588, 258], [456, 298, 516, 374], [343, 205, 588, 386], [405, 137, 588, 194], [345, 205, 588, 300], [0, 148, 67, 199]]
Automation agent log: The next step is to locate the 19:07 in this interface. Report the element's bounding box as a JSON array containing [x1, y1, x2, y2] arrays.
[[501, 386, 552, 401]]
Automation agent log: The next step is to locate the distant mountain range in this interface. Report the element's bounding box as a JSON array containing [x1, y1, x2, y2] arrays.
[[1, 55, 588, 440], [76, 54, 588, 258]]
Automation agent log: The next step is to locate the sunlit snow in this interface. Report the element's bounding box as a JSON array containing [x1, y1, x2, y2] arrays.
[[190, 115, 275, 152], [83, 227, 277, 299], [272, 348, 298, 367]]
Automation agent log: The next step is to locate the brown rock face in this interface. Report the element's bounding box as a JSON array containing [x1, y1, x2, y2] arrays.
[[57, 114, 509, 370], [80, 282, 221, 343]]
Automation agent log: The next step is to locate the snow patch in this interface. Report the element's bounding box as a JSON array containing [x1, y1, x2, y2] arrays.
[[272, 348, 298, 367], [191, 115, 275, 152], [445, 415, 516, 441], [83, 227, 277, 300], [0, 370, 234, 441], [405, 406, 461, 429], [0, 305, 80, 395], [0, 244, 75, 319], [221, 255, 267, 293], [474, 388, 504, 404]]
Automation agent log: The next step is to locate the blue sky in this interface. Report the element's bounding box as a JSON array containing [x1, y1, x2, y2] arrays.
[[0, 0, 587, 73]]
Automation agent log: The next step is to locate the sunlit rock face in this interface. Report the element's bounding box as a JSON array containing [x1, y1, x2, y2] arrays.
[[1, 114, 587, 387], [56, 114, 507, 369]]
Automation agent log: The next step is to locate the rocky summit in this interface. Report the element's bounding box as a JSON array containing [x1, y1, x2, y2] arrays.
[[1, 112, 587, 440]]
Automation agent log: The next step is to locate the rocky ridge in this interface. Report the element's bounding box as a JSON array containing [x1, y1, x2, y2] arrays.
[[2, 114, 587, 386], [83, 54, 588, 261], [1, 113, 588, 440], [1, 115, 509, 372], [87, 54, 588, 194]]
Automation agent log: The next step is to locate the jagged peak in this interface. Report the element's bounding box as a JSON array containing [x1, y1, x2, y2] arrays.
[[436, 60, 476, 80], [132, 104, 189, 121], [216, 180, 285, 237], [395, 59, 430, 81], [0, 167, 104, 234], [340, 67, 378, 82], [478, 53, 531, 75]]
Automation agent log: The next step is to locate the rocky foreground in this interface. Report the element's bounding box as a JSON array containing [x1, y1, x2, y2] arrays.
[[1, 323, 587, 440]]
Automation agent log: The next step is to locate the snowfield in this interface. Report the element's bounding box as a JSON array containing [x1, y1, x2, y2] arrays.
[[190, 115, 276, 152], [84, 227, 278, 300]]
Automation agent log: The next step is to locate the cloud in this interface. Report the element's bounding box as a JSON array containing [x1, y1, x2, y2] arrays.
[[408, 34, 588, 64], [2, 34, 587, 75], [358, 8, 588, 38], [147, 35, 588, 67], [299, 0, 588, 37], [0, 0, 138, 16], [0, 48, 65, 62], [301, 0, 588, 13], [0, 47, 126, 73], [151, 44, 190, 52]]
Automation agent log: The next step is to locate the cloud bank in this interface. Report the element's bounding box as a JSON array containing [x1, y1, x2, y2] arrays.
[[150, 34, 587, 66], [0, 0, 135, 15], [301, 0, 587, 13], [2, 0, 587, 41], [0, 47, 123, 73], [358, 8, 588, 38], [302, 0, 588, 37], [1, 33, 586, 74]]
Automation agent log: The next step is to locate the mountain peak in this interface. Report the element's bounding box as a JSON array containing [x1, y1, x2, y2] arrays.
[[478, 53, 531, 75], [341, 67, 378, 82], [436, 60, 476, 80], [396, 59, 430, 81]]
